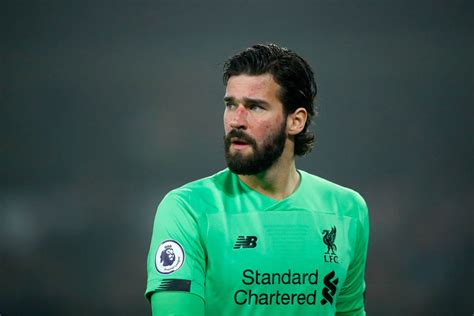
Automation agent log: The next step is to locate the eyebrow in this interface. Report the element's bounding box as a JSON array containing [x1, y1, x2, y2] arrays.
[[223, 96, 270, 106]]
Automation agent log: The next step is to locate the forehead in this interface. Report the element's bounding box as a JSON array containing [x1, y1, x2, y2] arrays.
[[225, 74, 281, 101]]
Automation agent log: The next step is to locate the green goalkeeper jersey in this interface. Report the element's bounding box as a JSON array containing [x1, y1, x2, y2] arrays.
[[146, 169, 369, 315]]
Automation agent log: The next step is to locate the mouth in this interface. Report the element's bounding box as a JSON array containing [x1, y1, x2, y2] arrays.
[[230, 138, 251, 150], [231, 138, 248, 145]]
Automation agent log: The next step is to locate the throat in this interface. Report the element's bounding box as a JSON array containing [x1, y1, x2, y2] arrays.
[[238, 165, 300, 201]]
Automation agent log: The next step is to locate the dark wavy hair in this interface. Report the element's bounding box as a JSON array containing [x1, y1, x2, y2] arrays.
[[223, 43, 318, 156]]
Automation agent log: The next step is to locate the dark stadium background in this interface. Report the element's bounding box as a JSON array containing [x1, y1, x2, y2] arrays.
[[1, 1, 472, 315]]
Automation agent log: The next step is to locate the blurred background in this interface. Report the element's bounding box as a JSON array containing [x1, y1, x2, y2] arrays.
[[1, 0, 473, 315]]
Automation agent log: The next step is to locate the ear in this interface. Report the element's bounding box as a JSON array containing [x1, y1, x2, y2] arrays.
[[286, 107, 307, 136]]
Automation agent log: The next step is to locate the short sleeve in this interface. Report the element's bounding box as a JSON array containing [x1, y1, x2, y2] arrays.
[[145, 190, 206, 301], [336, 194, 370, 315]]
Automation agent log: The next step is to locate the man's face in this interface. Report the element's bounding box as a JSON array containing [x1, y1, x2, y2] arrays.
[[223, 74, 287, 175]]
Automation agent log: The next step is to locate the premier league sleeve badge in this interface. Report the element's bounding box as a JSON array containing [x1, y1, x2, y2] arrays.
[[155, 240, 185, 274]]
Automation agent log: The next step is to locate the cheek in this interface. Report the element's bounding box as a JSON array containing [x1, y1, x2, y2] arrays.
[[253, 120, 276, 140], [223, 126, 233, 135], [223, 112, 231, 132]]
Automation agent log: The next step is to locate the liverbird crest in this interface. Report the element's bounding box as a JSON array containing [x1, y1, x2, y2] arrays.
[[322, 226, 337, 255]]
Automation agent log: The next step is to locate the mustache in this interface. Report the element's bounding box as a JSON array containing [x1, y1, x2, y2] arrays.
[[224, 129, 257, 147]]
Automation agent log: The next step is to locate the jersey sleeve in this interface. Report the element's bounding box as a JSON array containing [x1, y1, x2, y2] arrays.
[[145, 189, 206, 306], [335, 193, 370, 315], [151, 292, 204, 316]]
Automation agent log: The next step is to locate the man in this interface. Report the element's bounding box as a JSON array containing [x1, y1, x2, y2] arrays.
[[145, 44, 369, 315]]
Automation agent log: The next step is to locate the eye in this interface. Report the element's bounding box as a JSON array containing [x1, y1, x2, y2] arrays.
[[249, 103, 263, 111], [225, 102, 236, 110]]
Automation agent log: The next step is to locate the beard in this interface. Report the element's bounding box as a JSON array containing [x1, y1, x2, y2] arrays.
[[224, 121, 287, 175]]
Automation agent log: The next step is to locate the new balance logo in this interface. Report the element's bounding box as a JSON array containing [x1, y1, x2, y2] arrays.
[[233, 236, 258, 249]]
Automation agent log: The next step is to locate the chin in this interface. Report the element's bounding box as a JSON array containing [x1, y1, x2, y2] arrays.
[[230, 148, 253, 156]]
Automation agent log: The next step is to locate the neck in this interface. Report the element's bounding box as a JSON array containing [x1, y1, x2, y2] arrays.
[[237, 149, 300, 200]]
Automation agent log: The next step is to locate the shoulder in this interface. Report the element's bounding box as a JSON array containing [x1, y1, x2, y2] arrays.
[[159, 169, 232, 211], [299, 170, 368, 220], [168, 169, 230, 198]]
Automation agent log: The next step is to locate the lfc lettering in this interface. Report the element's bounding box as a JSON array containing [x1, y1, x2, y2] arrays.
[[324, 254, 339, 263]]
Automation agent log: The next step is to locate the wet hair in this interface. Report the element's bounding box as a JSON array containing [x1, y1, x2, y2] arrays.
[[223, 43, 318, 156]]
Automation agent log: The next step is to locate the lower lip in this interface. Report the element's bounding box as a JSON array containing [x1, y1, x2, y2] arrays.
[[231, 143, 250, 150]]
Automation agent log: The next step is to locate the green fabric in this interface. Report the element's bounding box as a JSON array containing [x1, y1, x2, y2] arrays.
[[151, 292, 204, 316], [146, 169, 369, 315]]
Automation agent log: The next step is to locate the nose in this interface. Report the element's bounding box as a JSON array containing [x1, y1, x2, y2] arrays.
[[229, 105, 248, 130]]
